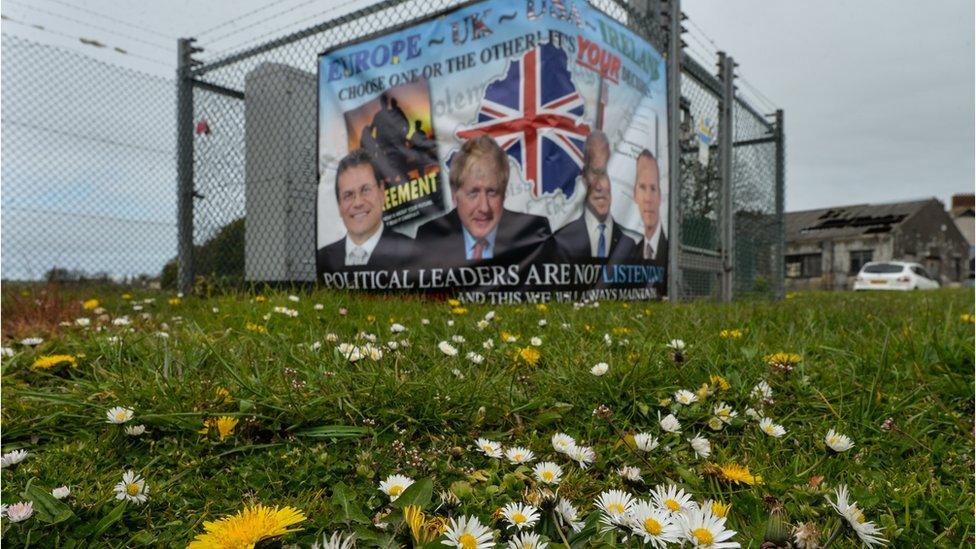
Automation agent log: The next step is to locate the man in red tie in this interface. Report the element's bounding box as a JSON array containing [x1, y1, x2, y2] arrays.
[[416, 135, 551, 266]]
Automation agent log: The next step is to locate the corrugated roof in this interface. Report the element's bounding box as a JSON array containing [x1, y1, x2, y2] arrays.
[[785, 199, 936, 242]]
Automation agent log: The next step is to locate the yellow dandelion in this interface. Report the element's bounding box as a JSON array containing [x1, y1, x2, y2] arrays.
[[535, 303, 548, 312], [447, 298, 461, 307], [961, 313, 975, 323], [215, 387, 233, 403], [451, 307, 468, 315], [709, 500, 732, 518], [366, 315, 376, 322], [696, 383, 712, 401], [187, 504, 306, 549], [215, 416, 239, 440], [517, 347, 540, 366], [121, 293, 132, 300], [709, 375, 730, 391], [244, 323, 267, 334], [405, 505, 448, 545], [612, 326, 632, 335], [82, 299, 99, 310], [500, 331, 518, 343], [254, 295, 267, 303], [765, 352, 801, 372], [169, 297, 182, 306], [707, 462, 763, 486], [719, 329, 743, 339], [32, 354, 77, 370]]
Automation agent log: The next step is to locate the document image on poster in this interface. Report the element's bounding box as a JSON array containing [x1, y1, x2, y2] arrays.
[[316, 0, 669, 303]]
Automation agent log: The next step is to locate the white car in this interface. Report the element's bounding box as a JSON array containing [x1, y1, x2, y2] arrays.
[[853, 261, 940, 291]]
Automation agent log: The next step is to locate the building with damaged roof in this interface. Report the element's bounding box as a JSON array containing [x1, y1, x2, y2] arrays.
[[784, 198, 969, 291]]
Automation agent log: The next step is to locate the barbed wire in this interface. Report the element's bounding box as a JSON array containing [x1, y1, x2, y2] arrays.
[[4, 0, 173, 53], [195, 0, 312, 40], [0, 19, 173, 68], [34, 0, 177, 41]]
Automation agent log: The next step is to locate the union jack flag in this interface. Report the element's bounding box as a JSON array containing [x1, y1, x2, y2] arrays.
[[457, 42, 591, 198]]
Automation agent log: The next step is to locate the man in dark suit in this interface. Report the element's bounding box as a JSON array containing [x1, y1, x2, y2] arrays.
[[552, 130, 636, 263], [633, 149, 668, 267], [317, 149, 416, 279], [416, 135, 551, 266]]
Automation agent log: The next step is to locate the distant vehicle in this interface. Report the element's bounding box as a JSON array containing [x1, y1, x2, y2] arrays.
[[853, 261, 940, 291]]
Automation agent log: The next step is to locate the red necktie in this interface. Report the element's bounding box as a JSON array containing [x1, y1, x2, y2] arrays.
[[472, 239, 487, 260]]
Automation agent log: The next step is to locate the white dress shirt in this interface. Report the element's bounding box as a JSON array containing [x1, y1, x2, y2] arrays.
[[583, 207, 613, 257], [643, 222, 663, 260], [344, 224, 383, 266]]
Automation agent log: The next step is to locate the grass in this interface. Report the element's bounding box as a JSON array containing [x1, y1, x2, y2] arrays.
[[1, 286, 973, 547]]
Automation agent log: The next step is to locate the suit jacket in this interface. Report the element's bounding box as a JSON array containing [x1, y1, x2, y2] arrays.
[[415, 208, 552, 267], [634, 232, 669, 268], [316, 229, 416, 279], [551, 213, 637, 263]]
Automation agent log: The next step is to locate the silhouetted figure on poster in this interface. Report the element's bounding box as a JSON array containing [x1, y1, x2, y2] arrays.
[[355, 93, 439, 187]]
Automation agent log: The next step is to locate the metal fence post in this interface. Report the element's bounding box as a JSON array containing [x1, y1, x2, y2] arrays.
[[176, 38, 196, 294], [774, 108, 786, 300], [665, 0, 682, 301], [717, 51, 735, 302]]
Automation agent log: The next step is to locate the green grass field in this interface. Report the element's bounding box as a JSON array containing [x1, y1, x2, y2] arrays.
[[1, 287, 973, 548]]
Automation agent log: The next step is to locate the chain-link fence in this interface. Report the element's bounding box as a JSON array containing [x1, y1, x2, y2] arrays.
[[1, 33, 176, 282], [1, 0, 784, 301]]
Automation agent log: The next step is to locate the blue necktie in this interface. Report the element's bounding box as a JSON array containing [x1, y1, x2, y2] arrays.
[[597, 223, 606, 258]]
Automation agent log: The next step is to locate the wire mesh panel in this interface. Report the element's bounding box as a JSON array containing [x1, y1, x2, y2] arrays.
[[731, 99, 778, 298], [1, 34, 176, 282], [676, 60, 722, 299]]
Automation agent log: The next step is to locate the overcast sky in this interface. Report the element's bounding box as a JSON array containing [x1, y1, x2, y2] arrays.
[[3, 0, 972, 214], [1, 0, 973, 278]]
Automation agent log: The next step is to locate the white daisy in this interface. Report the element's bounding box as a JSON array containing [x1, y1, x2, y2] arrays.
[[596, 489, 635, 527], [555, 499, 584, 533], [825, 429, 855, 452], [501, 502, 540, 530], [113, 470, 148, 504], [75, 317, 91, 326], [438, 341, 459, 356], [484, 311, 496, 321], [590, 362, 609, 376], [630, 500, 682, 548], [537, 319, 547, 327], [288, 295, 300, 302], [652, 484, 698, 515], [675, 390, 698, 405], [5, 501, 33, 522], [533, 461, 563, 485], [566, 445, 596, 468], [378, 474, 414, 501], [505, 446, 535, 464], [634, 433, 659, 452], [106, 406, 134, 424], [482, 339, 495, 350], [477, 320, 490, 330], [666, 339, 686, 351], [530, 337, 542, 346], [325, 333, 338, 343], [677, 505, 739, 548], [20, 337, 43, 347], [442, 515, 495, 549], [447, 320, 455, 327], [758, 417, 786, 438], [466, 352, 484, 364], [1, 449, 29, 468], [618, 465, 643, 482], [0, 347, 14, 357], [421, 318, 430, 325], [390, 323, 406, 333], [112, 316, 131, 326], [52, 486, 70, 499], [827, 485, 887, 547], [452, 335, 466, 343], [475, 438, 503, 458], [713, 402, 737, 424], [311, 531, 357, 549], [508, 531, 548, 549], [750, 381, 773, 400], [659, 413, 682, 433], [744, 407, 762, 421], [689, 434, 711, 458], [551, 433, 576, 454], [124, 424, 147, 436]]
